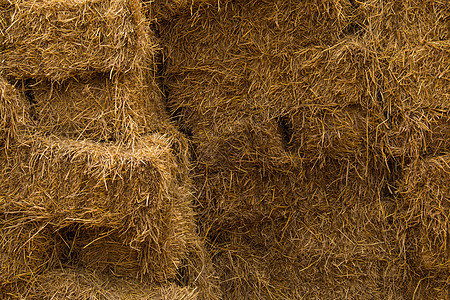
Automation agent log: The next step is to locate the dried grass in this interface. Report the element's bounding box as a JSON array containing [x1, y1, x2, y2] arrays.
[[0, 76, 30, 150], [1, 0, 156, 82], [379, 43, 450, 161], [211, 198, 406, 299], [0, 133, 195, 283], [361, 0, 449, 48], [2, 267, 199, 299], [31, 72, 168, 143], [397, 155, 450, 292]]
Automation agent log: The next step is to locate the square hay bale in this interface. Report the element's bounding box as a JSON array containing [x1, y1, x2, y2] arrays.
[[398, 154, 450, 273], [1, 0, 156, 82], [211, 199, 406, 299], [0, 133, 195, 282], [196, 154, 390, 237], [32, 73, 168, 143], [2, 267, 199, 300], [0, 221, 61, 286], [361, 0, 449, 47], [379, 43, 450, 161], [0, 76, 30, 150]]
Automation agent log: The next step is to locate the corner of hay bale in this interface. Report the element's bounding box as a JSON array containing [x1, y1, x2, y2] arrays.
[[1, 0, 158, 82], [0, 75, 32, 150], [0, 133, 196, 283]]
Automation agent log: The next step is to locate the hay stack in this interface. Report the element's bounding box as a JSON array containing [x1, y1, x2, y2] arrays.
[[397, 154, 450, 298], [32, 73, 168, 143], [211, 199, 405, 299], [0, 0, 155, 82], [2, 267, 198, 299], [0, 133, 195, 283]]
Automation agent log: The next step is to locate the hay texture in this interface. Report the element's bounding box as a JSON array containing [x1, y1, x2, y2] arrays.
[[1, 0, 156, 82], [361, 0, 449, 47], [397, 154, 450, 298], [211, 199, 405, 299], [31, 72, 168, 143], [0, 76, 30, 150], [379, 43, 450, 161], [2, 267, 198, 299], [0, 133, 195, 283]]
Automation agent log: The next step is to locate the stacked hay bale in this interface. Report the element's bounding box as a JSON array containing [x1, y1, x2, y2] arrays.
[[397, 156, 450, 299], [158, 0, 407, 298], [361, 1, 450, 297], [0, 0, 219, 299]]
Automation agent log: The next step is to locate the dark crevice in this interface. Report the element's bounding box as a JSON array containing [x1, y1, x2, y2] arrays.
[[277, 115, 294, 150], [342, 22, 364, 36], [20, 78, 38, 121]]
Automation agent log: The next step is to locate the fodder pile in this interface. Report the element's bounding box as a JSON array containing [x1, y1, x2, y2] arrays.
[[0, 0, 220, 299], [157, 0, 449, 298], [0, 134, 194, 282], [1, 0, 449, 298]]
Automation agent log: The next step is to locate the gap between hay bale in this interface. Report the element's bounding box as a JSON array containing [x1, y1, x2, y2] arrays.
[[1, 0, 157, 82]]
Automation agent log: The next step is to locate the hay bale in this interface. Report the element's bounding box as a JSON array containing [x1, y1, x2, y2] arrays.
[[0, 222, 61, 287], [2, 267, 199, 299], [379, 43, 450, 161], [32, 73, 168, 143], [1, 0, 156, 82], [362, 0, 449, 47], [211, 199, 406, 299], [398, 154, 450, 272], [0, 76, 30, 150], [196, 152, 389, 237], [0, 133, 195, 282]]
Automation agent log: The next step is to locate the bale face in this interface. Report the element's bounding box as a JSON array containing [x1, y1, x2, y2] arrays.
[[32, 73, 168, 143], [2, 267, 199, 300], [398, 155, 450, 272], [211, 200, 405, 299], [0, 222, 60, 286], [0, 133, 196, 282], [379, 44, 450, 160], [0, 76, 30, 150], [1, 0, 156, 81], [362, 0, 449, 47]]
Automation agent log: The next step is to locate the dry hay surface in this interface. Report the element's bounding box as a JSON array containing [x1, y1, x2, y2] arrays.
[[0, 133, 195, 283], [1, 267, 199, 299], [31, 72, 168, 143], [0, 0, 156, 82], [379, 43, 450, 161], [396, 154, 450, 299], [210, 199, 406, 300], [0, 76, 30, 150]]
